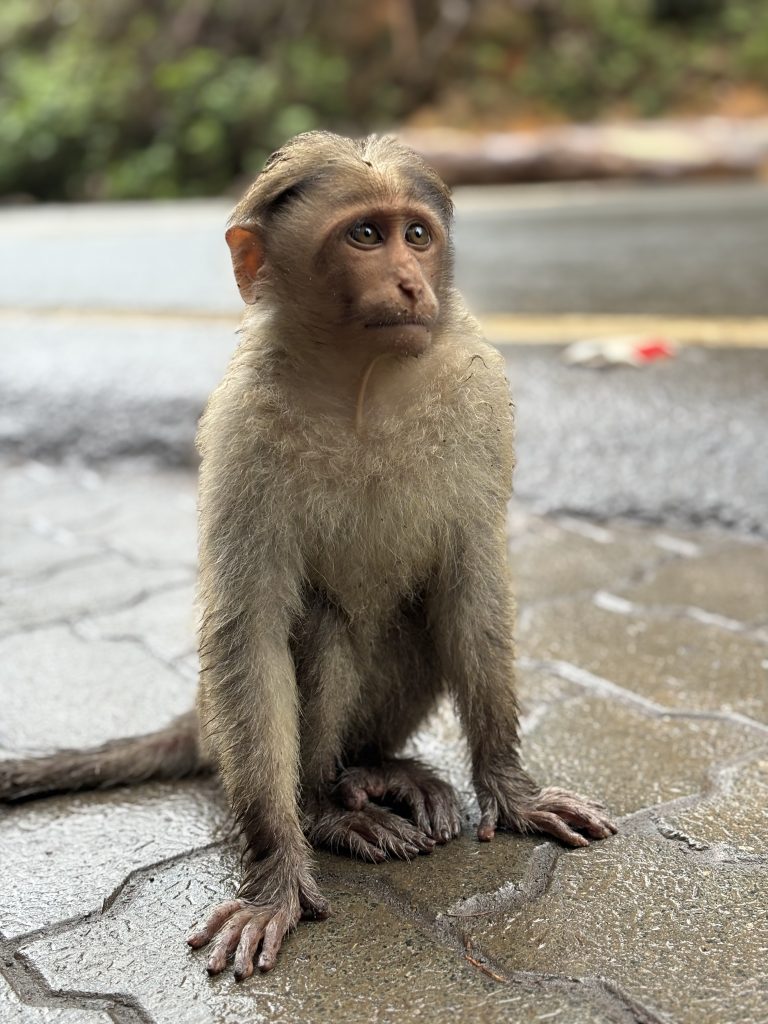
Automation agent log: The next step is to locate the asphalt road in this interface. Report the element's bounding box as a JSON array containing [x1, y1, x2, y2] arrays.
[[1, 181, 767, 317], [1, 182, 766, 534]]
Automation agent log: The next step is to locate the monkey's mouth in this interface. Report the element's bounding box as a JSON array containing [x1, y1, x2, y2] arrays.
[[364, 316, 430, 330]]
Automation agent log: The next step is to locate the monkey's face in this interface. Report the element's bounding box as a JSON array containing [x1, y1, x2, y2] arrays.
[[312, 202, 446, 358], [226, 133, 455, 359]]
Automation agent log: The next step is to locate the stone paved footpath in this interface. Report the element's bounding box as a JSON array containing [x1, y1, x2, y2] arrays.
[[1, 459, 766, 1024]]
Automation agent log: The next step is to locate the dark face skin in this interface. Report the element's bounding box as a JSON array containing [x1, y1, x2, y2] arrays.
[[315, 200, 445, 358]]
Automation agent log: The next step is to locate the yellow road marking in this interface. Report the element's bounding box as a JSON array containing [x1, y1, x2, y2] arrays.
[[482, 314, 768, 348], [1, 307, 767, 347]]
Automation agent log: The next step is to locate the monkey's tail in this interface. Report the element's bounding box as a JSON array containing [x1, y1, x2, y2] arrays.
[[0, 711, 211, 803]]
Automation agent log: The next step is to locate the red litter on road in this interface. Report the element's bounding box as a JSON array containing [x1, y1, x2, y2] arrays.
[[562, 335, 676, 368]]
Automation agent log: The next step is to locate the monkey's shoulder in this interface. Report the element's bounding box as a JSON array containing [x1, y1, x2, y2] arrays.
[[436, 338, 514, 462]]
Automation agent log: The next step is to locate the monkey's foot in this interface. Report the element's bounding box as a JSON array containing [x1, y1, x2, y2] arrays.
[[188, 879, 329, 979], [479, 786, 618, 847], [307, 801, 437, 862], [335, 758, 462, 844]]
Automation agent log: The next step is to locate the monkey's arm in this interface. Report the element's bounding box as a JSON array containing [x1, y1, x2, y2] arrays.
[[425, 348, 616, 845], [430, 521, 616, 846], [188, 474, 327, 978]]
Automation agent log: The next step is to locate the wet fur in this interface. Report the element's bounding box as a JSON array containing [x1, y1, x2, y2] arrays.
[[1, 133, 615, 976]]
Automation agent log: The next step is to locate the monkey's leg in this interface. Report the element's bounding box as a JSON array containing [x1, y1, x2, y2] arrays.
[[336, 759, 462, 844], [321, 603, 460, 847], [0, 711, 208, 802], [432, 526, 617, 847], [294, 597, 437, 862]]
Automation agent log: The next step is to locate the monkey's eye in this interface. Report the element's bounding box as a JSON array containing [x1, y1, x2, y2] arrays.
[[348, 222, 384, 246], [404, 222, 430, 247]]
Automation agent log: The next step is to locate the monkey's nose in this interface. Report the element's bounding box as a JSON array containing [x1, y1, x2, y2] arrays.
[[397, 275, 423, 302]]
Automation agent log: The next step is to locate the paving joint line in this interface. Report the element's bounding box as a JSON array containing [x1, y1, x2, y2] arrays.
[[520, 656, 768, 737], [541, 503, 767, 541], [0, 949, 153, 1024], [442, 842, 559, 921], [0, 578, 198, 643], [325, 860, 652, 1022], [592, 590, 768, 644], [3, 551, 118, 587]]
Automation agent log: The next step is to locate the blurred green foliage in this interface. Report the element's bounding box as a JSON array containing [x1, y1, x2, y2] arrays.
[[1, 0, 767, 200]]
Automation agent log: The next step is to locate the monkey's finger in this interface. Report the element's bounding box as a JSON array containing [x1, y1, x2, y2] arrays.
[[351, 816, 429, 859], [527, 810, 590, 848], [397, 828, 436, 854], [257, 914, 290, 972], [425, 794, 462, 843], [233, 914, 270, 981], [395, 786, 430, 834], [477, 810, 497, 842], [369, 808, 436, 853], [343, 828, 387, 863], [337, 770, 386, 808], [358, 814, 427, 859], [337, 781, 370, 811], [299, 890, 331, 920], [556, 806, 617, 839], [536, 791, 618, 837], [205, 909, 255, 974], [187, 899, 246, 947], [539, 786, 599, 808], [380, 836, 421, 860]]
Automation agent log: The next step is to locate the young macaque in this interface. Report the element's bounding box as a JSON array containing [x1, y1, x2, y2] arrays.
[[1, 132, 616, 978]]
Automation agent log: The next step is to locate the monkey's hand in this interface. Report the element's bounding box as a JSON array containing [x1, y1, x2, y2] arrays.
[[477, 784, 617, 847], [336, 759, 462, 844], [187, 878, 329, 979]]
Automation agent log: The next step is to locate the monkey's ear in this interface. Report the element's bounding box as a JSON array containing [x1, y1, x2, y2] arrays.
[[225, 226, 264, 304]]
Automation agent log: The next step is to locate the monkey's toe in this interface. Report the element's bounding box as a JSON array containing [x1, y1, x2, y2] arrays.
[[336, 759, 462, 843], [496, 786, 618, 848], [307, 802, 436, 862]]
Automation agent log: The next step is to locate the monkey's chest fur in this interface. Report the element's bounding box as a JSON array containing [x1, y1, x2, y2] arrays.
[[293, 419, 466, 621], [282, 371, 509, 622]]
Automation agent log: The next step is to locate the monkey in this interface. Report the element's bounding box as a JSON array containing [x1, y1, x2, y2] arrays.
[[0, 131, 616, 979]]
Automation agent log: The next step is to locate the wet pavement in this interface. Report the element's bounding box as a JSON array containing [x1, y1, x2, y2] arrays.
[[1, 461, 766, 1024], [1, 183, 767, 1021]]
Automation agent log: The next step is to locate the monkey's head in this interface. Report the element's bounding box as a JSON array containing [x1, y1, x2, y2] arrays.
[[226, 132, 454, 358]]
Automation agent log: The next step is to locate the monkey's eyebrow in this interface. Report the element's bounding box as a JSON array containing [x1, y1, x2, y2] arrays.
[[401, 173, 453, 223]]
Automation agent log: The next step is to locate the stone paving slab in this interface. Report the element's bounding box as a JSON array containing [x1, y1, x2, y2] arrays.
[[0, 627, 195, 753], [0, 781, 226, 939], [468, 832, 768, 1024], [1, 460, 767, 1023], [507, 515, 665, 603], [0, 975, 110, 1024], [664, 756, 768, 857], [518, 670, 765, 818], [0, 555, 192, 637], [19, 850, 612, 1024], [518, 600, 768, 725], [614, 542, 768, 628], [75, 583, 198, 666]]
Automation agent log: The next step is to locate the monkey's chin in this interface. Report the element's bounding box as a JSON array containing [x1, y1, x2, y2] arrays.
[[367, 324, 432, 358]]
